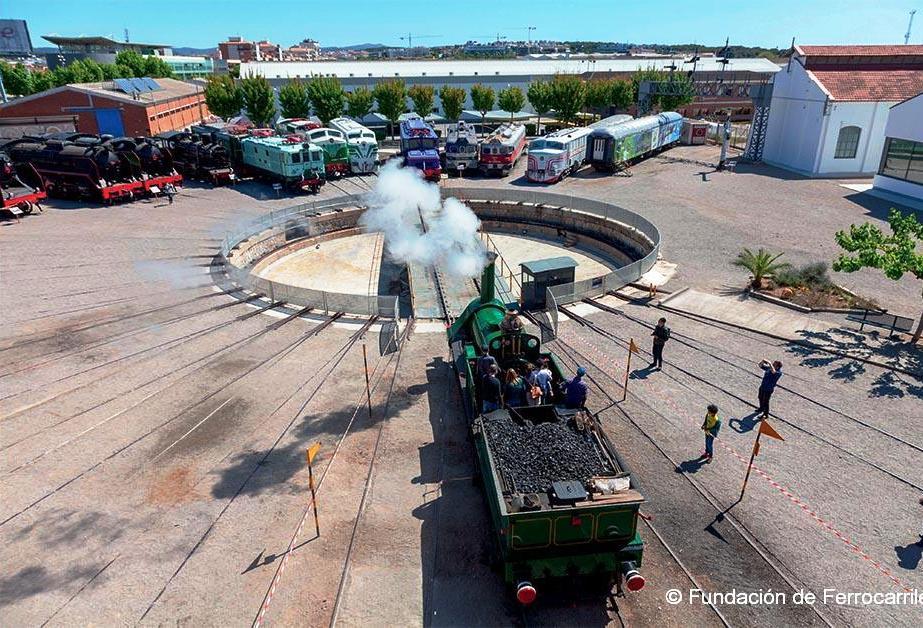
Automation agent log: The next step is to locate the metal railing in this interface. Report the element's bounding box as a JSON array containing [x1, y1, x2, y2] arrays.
[[443, 187, 661, 310], [220, 196, 400, 319]]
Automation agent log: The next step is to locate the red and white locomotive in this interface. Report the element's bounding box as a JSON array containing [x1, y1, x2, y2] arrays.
[[478, 123, 526, 177]]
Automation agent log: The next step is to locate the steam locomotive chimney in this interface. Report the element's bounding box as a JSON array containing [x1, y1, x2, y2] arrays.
[[480, 252, 498, 305]]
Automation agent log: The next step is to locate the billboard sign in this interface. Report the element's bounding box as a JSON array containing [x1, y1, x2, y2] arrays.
[[0, 20, 33, 55]]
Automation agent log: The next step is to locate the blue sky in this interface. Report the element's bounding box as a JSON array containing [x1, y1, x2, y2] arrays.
[[12, 0, 922, 49]]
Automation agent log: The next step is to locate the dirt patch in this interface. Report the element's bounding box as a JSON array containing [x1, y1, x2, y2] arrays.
[[147, 467, 197, 506], [762, 285, 877, 310]]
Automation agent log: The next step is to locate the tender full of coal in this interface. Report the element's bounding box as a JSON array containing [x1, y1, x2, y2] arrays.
[[483, 410, 613, 494]]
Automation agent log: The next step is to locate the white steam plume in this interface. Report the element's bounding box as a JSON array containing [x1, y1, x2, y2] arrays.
[[359, 161, 487, 277]]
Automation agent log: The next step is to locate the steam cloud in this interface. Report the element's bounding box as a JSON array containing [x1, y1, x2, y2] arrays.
[[360, 161, 487, 277]]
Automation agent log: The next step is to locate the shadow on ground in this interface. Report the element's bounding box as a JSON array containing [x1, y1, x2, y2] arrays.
[[786, 327, 923, 398]]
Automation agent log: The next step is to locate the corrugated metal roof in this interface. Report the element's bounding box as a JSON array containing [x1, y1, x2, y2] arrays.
[[520, 257, 577, 274], [242, 56, 780, 80]]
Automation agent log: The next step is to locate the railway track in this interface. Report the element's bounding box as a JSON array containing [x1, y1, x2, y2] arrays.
[[34, 315, 379, 625], [584, 298, 923, 454], [136, 316, 384, 624], [557, 303, 923, 493], [549, 334, 831, 628], [0, 308, 347, 528]]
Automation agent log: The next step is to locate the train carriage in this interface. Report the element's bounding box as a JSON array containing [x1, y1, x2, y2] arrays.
[[587, 112, 683, 172], [447, 256, 646, 604], [445, 120, 479, 175], [479, 123, 527, 176], [399, 114, 441, 181], [239, 135, 325, 193], [304, 128, 350, 178], [526, 127, 592, 183], [329, 117, 379, 174]]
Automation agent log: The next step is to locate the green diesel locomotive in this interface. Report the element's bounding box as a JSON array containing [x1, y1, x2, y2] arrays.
[[447, 257, 646, 605]]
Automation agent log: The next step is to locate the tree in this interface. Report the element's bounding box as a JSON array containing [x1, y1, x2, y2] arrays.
[[439, 85, 466, 122], [408, 84, 435, 117], [306, 75, 344, 124], [497, 86, 525, 122], [584, 79, 611, 121], [469, 83, 495, 132], [631, 68, 694, 112], [113, 50, 173, 78], [204, 74, 244, 120], [610, 79, 633, 111], [0, 62, 32, 95], [31, 70, 56, 93], [373, 79, 406, 139], [240, 75, 276, 127], [278, 79, 310, 119], [345, 87, 374, 120], [549, 74, 585, 125], [833, 208, 923, 343], [733, 248, 791, 290], [527, 80, 553, 134]]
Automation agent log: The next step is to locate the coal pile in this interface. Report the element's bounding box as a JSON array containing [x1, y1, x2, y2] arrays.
[[484, 413, 613, 494]]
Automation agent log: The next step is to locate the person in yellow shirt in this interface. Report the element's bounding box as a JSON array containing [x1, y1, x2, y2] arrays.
[[701, 404, 721, 462]]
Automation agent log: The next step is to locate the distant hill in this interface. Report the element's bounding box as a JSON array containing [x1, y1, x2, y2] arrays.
[[321, 43, 389, 52]]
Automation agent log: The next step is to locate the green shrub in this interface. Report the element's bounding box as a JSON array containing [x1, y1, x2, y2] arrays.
[[774, 262, 832, 289]]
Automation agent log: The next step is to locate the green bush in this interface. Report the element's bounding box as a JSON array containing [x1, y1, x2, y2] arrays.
[[775, 262, 832, 289]]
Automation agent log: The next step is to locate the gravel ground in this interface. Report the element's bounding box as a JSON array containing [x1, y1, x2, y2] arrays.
[[444, 144, 923, 319], [2, 157, 920, 626]]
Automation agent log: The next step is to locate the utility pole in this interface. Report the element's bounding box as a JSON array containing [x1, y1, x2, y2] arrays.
[[906, 10, 917, 45]]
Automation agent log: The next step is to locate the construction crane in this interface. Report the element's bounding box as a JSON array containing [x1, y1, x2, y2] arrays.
[[399, 33, 441, 49], [505, 26, 537, 44], [470, 33, 508, 44], [906, 10, 917, 45]]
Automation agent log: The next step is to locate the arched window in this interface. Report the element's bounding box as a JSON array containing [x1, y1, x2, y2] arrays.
[[834, 126, 861, 159]]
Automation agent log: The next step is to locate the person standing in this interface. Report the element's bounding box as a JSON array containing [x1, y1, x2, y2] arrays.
[[525, 363, 542, 406], [701, 404, 721, 462], [482, 365, 503, 413], [534, 359, 553, 404], [477, 345, 498, 380], [564, 367, 588, 409], [650, 317, 671, 370], [504, 368, 526, 408], [164, 182, 176, 204], [757, 359, 783, 418]]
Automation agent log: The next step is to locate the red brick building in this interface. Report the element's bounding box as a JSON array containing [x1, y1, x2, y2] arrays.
[[0, 78, 210, 137]]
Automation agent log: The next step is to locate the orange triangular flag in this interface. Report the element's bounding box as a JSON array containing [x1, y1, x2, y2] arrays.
[[629, 338, 640, 354], [759, 420, 784, 441]]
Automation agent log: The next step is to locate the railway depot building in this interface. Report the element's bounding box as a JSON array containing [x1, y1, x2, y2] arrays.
[[0, 78, 210, 137], [762, 45, 923, 177], [242, 56, 780, 121], [872, 92, 923, 202]]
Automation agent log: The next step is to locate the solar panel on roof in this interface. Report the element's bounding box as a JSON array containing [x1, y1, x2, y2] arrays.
[[140, 77, 163, 92], [113, 78, 139, 94], [129, 77, 150, 93]]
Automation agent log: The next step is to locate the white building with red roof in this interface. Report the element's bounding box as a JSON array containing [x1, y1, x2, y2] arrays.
[[763, 44, 923, 177]]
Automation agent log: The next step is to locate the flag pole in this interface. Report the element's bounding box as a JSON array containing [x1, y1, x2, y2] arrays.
[[739, 428, 762, 500], [622, 338, 635, 401]]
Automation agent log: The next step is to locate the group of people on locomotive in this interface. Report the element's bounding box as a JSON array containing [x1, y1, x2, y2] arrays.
[[475, 309, 589, 414]]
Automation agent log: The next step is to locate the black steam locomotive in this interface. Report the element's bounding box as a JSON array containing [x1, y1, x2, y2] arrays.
[[156, 131, 234, 185], [1, 133, 182, 204]]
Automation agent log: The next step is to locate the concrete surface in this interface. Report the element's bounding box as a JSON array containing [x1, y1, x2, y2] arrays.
[[2, 151, 921, 626]]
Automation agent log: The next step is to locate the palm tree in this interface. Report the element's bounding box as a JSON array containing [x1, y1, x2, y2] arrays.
[[733, 248, 791, 290]]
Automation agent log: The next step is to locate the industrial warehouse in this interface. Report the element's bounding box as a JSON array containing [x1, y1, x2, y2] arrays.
[[0, 4, 922, 628]]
